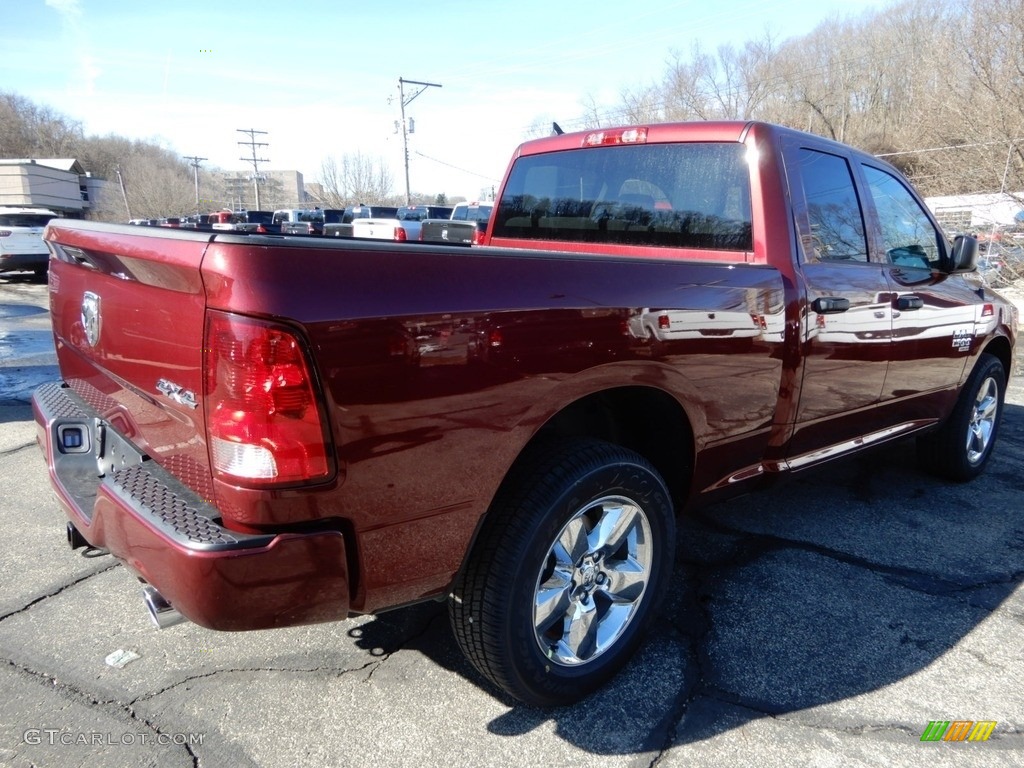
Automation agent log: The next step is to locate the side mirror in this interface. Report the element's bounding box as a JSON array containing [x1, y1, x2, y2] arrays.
[[949, 234, 979, 272]]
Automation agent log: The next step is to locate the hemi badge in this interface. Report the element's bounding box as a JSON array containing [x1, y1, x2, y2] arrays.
[[156, 378, 198, 409]]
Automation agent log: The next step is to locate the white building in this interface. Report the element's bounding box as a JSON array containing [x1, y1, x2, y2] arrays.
[[0, 158, 107, 216], [925, 191, 1024, 235]]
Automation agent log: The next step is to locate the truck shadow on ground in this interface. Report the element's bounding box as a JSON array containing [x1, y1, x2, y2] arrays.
[[349, 400, 1024, 754]]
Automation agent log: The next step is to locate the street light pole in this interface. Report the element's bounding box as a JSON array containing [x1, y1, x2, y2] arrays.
[[397, 77, 442, 205]]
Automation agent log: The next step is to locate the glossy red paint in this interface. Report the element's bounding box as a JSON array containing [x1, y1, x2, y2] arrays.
[[32, 391, 349, 630], [34, 121, 1017, 627]]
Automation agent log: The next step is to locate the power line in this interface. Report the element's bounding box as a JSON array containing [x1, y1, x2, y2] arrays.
[[877, 139, 1023, 158], [412, 151, 501, 183]]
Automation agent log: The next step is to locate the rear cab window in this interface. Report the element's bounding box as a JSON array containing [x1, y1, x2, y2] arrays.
[[491, 142, 753, 252], [452, 204, 493, 222]]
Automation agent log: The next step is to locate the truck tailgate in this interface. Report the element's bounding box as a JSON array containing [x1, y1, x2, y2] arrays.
[[43, 221, 214, 500]]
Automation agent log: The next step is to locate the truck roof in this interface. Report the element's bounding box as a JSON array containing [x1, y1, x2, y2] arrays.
[[511, 120, 898, 183], [521, 120, 871, 152]]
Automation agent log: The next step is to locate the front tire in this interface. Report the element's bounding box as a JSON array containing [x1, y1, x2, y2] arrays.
[[450, 438, 675, 706], [918, 352, 1005, 481]]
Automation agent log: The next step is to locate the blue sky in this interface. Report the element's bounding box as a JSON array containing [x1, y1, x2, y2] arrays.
[[4, 0, 884, 199]]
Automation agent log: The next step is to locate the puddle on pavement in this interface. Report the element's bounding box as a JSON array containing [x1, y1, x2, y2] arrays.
[[0, 330, 56, 362], [0, 304, 47, 319]]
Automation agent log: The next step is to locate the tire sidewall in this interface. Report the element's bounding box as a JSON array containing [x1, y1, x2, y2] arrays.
[[953, 356, 1005, 477], [500, 455, 675, 704]]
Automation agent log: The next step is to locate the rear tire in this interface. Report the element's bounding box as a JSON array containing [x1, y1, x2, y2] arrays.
[[917, 353, 1005, 481], [449, 438, 675, 706]]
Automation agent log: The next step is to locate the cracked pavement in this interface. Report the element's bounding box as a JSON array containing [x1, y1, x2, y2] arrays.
[[1, 278, 1023, 767]]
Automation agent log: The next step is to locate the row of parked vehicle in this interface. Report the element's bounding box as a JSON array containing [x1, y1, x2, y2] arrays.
[[325, 202, 494, 244], [128, 208, 347, 235], [126, 202, 496, 245]]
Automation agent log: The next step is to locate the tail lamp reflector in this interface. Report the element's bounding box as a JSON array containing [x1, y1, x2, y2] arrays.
[[204, 312, 329, 484]]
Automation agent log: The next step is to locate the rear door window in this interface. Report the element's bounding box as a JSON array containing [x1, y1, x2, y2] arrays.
[[794, 149, 869, 262]]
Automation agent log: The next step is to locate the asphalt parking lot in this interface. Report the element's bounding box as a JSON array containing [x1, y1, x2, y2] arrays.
[[1, 274, 1022, 767]]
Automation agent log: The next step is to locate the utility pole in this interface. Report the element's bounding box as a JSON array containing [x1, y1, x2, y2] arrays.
[[115, 165, 132, 220], [184, 155, 207, 215], [237, 128, 268, 211], [397, 77, 442, 205]]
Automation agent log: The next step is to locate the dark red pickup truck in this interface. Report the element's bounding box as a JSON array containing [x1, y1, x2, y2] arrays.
[[32, 121, 1017, 706]]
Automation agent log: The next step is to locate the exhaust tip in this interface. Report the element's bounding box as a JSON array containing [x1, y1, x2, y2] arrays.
[[67, 522, 87, 550], [141, 583, 186, 629]]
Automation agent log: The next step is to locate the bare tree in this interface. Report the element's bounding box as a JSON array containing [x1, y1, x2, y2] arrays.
[[88, 150, 194, 221], [0, 91, 83, 157], [615, 84, 665, 124], [940, 0, 1024, 195], [610, 0, 1024, 197], [317, 152, 394, 206]]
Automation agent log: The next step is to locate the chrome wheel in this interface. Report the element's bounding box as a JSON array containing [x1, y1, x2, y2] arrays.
[[966, 375, 1000, 465], [450, 438, 675, 706], [917, 353, 1005, 482], [533, 495, 653, 667]]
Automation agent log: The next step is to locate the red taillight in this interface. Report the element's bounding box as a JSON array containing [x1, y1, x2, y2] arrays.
[[204, 312, 330, 485], [473, 228, 486, 245], [982, 303, 995, 317], [395, 227, 407, 242], [583, 127, 648, 146], [256, 224, 267, 233], [388, 335, 409, 357], [657, 314, 670, 330], [488, 329, 503, 347]]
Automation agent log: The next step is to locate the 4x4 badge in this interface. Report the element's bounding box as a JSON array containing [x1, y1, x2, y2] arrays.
[[156, 378, 198, 409], [81, 292, 101, 348]]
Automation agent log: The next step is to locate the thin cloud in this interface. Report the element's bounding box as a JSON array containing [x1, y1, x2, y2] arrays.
[[45, 0, 100, 96], [44, 0, 82, 17]]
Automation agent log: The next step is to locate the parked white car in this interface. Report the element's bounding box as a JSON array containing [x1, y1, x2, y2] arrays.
[[0, 207, 61, 279]]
